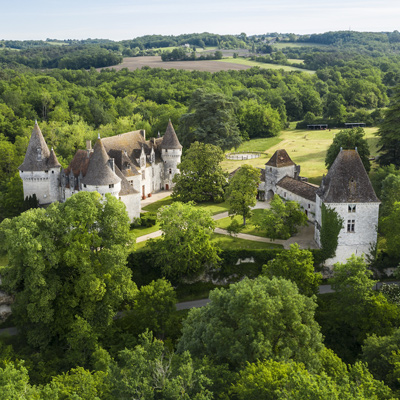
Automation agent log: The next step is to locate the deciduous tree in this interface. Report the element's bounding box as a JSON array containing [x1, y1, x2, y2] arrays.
[[225, 165, 260, 225]]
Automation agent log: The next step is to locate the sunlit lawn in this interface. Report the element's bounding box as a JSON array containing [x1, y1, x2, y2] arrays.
[[131, 223, 160, 238], [217, 57, 315, 74], [215, 209, 267, 238], [222, 127, 379, 185], [211, 233, 283, 250]]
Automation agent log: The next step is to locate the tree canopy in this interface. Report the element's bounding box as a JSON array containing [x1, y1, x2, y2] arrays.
[[172, 141, 228, 203], [0, 191, 136, 355], [225, 164, 260, 225], [325, 127, 371, 172], [178, 276, 324, 370], [147, 201, 219, 280]]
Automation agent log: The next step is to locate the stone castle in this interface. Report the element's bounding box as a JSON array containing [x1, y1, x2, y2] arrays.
[[18, 120, 182, 220], [259, 149, 380, 265]]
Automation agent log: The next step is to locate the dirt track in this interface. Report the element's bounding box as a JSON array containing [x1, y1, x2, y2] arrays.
[[98, 56, 253, 73]]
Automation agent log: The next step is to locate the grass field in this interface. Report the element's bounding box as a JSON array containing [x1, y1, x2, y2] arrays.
[[273, 42, 330, 49], [215, 209, 267, 238], [211, 233, 283, 250], [217, 57, 315, 74], [222, 127, 379, 185]]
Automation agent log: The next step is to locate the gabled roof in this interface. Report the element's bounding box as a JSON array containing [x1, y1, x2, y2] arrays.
[[317, 150, 379, 203], [265, 149, 295, 168], [115, 166, 139, 196], [161, 120, 182, 150], [277, 176, 318, 202], [81, 140, 121, 186], [19, 122, 51, 171]]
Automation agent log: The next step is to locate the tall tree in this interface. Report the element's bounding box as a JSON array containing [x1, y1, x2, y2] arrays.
[[263, 243, 322, 297], [325, 127, 371, 172], [0, 191, 137, 354], [172, 142, 228, 203], [257, 194, 308, 240], [225, 165, 260, 225], [148, 202, 219, 280], [179, 89, 242, 151], [377, 88, 400, 167], [178, 276, 324, 370]]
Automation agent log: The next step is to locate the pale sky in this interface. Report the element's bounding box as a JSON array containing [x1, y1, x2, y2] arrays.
[[2, 0, 400, 40]]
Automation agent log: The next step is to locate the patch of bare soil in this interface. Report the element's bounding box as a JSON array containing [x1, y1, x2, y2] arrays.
[[98, 56, 252, 73]]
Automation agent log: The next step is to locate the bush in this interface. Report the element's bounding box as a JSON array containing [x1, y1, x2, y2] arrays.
[[140, 212, 157, 227]]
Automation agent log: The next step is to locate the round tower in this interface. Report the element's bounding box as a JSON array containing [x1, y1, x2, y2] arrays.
[[161, 120, 182, 190], [19, 121, 61, 205]]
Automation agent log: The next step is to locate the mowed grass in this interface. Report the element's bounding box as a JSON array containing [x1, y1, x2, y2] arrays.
[[142, 196, 230, 216], [215, 209, 266, 238], [134, 232, 281, 251], [222, 127, 379, 185], [217, 57, 315, 74], [211, 233, 283, 250]]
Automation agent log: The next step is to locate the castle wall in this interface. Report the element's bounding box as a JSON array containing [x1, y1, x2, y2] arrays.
[[317, 201, 380, 266], [82, 182, 121, 198], [264, 165, 296, 199], [49, 168, 61, 203], [162, 148, 181, 189], [120, 193, 141, 221], [20, 170, 52, 205]]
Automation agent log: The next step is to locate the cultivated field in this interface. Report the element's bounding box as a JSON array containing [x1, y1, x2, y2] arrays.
[[100, 56, 254, 72], [100, 55, 314, 73], [221, 127, 379, 184]]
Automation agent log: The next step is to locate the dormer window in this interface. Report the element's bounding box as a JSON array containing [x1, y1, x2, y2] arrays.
[[37, 148, 42, 161], [109, 184, 114, 188], [348, 205, 356, 213]]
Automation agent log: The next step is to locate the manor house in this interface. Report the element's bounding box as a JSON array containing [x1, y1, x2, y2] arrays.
[[259, 149, 380, 265], [19, 121, 182, 220]]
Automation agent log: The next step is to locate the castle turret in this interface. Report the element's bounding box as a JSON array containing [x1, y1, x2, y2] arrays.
[[264, 149, 298, 200], [19, 121, 61, 205], [314, 149, 380, 266], [161, 120, 182, 190], [80, 139, 121, 198]]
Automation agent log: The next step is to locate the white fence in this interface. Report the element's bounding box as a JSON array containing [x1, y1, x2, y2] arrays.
[[225, 152, 261, 160]]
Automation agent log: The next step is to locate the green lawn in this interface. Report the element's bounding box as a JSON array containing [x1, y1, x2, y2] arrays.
[[132, 223, 160, 238], [273, 42, 330, 49], [217, 57, 315, 74], [211, 233, 282, 250], [142, 196, 230, 216], [215, 209, 267, 238]]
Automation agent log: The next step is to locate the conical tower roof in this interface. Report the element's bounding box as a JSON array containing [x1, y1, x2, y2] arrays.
[[265, 149, 295, 168], [48, 148, 61, 168], [19, 121, 51, 171], [317, 150, 379, 203], [81, 140, 121, 186], [161, 120, 182, 149]]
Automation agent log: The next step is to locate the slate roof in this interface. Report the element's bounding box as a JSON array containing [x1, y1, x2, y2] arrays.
[[277, 176, 318, 202], [161, 120, 182, 149], [115, 166, 139, 196], [64, 150, 91, 178], [81, 140, 121, 186], [265, 149, 295, 168], [19, 122, 51, 171], [48, 148, 61, 168], [317, 150, 379, 203]]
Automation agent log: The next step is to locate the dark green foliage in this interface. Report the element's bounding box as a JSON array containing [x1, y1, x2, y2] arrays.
[[179, 89, 242, 151], [172, 142, 227, 203], [377, 88, 400, 167], [325, 127, 371, 172], [319, 203, 343, 261], [139, 212, 157, 227]]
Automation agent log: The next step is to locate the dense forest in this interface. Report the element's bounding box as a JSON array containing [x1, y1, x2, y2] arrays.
[[1, 30, 400, 398]]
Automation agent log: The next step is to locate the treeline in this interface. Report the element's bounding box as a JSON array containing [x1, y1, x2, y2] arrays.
[[0, 44, 122, 69], [161, 48, 223, 61]]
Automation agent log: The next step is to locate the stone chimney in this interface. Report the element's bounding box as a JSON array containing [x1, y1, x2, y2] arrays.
[[86, 140, 92, 158]]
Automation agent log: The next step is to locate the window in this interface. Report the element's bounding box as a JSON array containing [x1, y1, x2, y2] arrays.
[[169, 168, 172, 174], [109, 184, 114, 188], [308, 204, 310, 209], [52, 171, 54, 174], [84, 184, 87, 188], [284, 192, 286, 198], [130, 180, 133, 187], [348, 205, 356, 213], [347, 220, 355, 232]]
